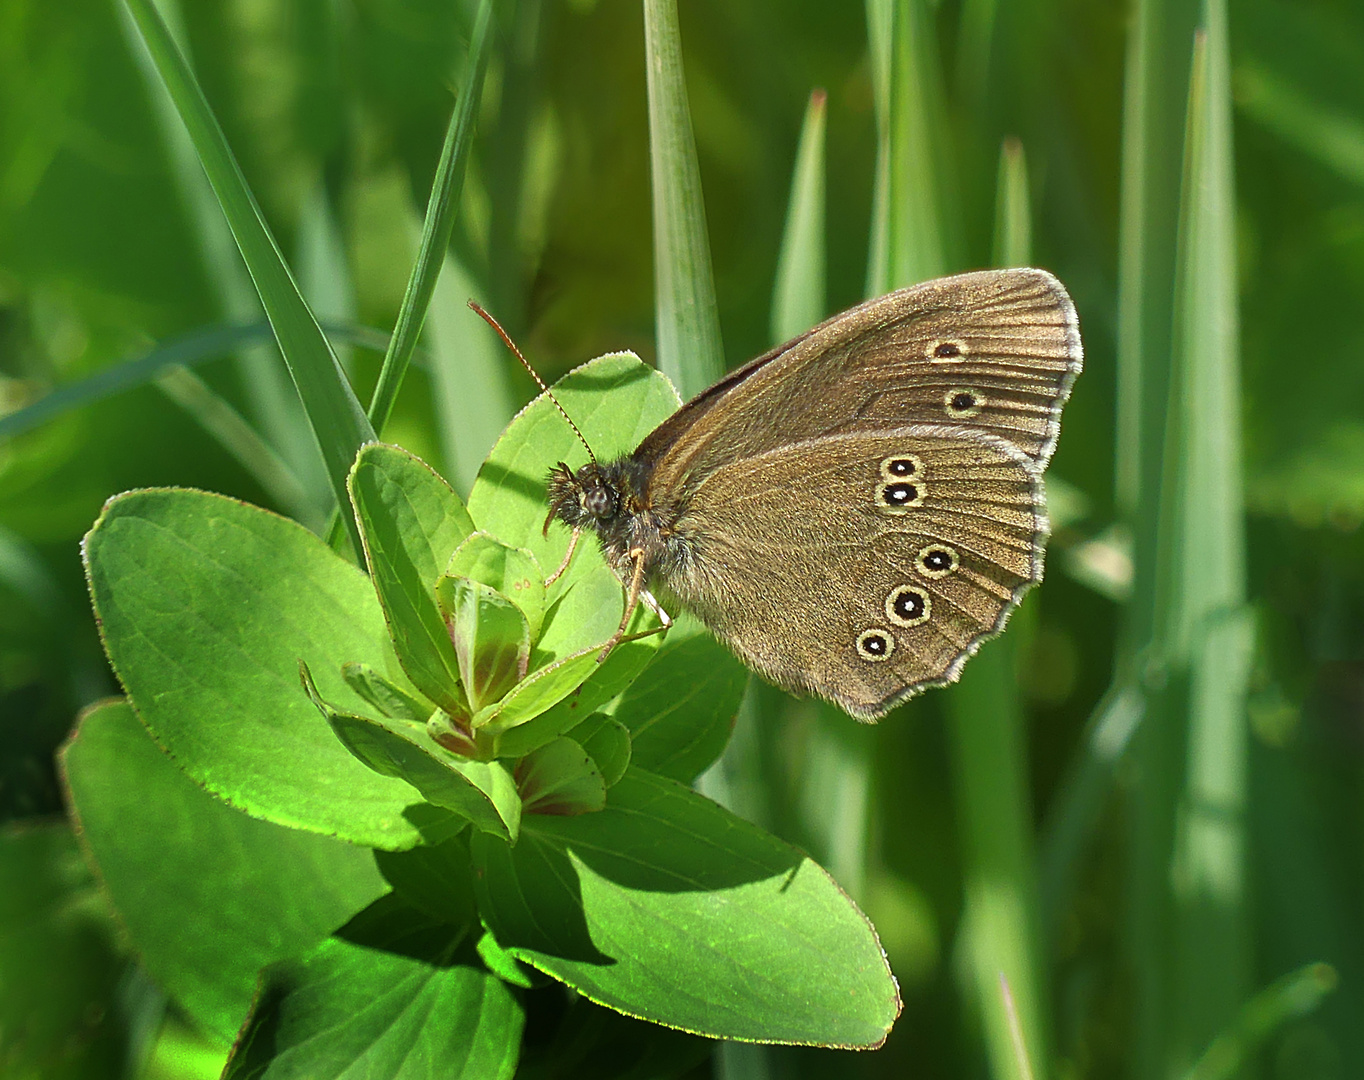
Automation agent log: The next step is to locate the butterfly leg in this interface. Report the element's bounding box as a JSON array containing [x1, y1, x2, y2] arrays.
[[544, 527, 581, 587], [596, 547, 670, 662]]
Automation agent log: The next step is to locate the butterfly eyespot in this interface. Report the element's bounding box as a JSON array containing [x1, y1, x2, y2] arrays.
[[945, 388, 984, 418], [917, 544, 959, 578], [927, 338, 969, 362], [856, 629, 895, 662], [876, 481, 924, 513], [886, 585, 931, 627], [880, 454, 924, 482]]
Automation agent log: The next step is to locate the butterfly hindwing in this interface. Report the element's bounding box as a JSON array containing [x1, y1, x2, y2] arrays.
[[665, 428, 1045, 718]]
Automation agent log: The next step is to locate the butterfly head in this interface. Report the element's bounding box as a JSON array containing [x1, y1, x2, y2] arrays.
[[544, 461, 621, 536]]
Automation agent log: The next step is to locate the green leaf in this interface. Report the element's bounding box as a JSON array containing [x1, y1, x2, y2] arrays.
[[83, 488, 423, 850], [472, 769, 899, 1047], [573, 714, 632, 788], [448, 531, 547, 641], [224, 896, 522, 1080], [614, 621, 746, 783], [771, 88, 827, 344], [60, 700, 387, 1044], [0, 823, 125, 1080], [312, 687, 520, 843], [439, 577, 530, 713], [515, 737, 607, 816], [476, 560, 663, 742], [642, 0, 726, 398], [373, 839, 478, 928], [121, 0, 377, 557], [341, 661, 432, 723], [467, 351, 681, 593], [366, 0, 496, 436], [349, 443, 473, 716]]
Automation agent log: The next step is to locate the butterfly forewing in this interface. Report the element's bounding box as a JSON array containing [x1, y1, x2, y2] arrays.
[[637, 268, 1081, 503]]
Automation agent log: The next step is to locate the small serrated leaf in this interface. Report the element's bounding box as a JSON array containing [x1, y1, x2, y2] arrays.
[[572, 714, 632, 788], [515, 737, 607, 816], [439, 576, 531, 712], [341, 662, 432, 723], [448, 532, 547, 641]]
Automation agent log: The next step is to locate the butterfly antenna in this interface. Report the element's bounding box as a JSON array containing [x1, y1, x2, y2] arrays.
[[468, 300, 596, 466]]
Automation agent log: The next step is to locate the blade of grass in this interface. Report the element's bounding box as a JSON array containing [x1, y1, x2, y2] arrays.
[[1112, 2, 1202, 1076], [1001, 972, 1038, 1080], [297, 178, 358, 378], [993, 138, 1031, 268], [425, 236, 515, 497], [884, 0, 950, 291], [948, 629, 1049, 1080], [0, 323, 391, 443], [643, 0, 725, 397], [1184, 963, 1337, 1080], [864, 0, 892, 298], [770, 89, 827, 344], [366, 0, 496, 436], [943, 134, 1048, 1080], [120, 0, 330, 519], [1235, 62, 1364, 189], [1163, 10, 1253, 1068], [121, 0, 376, 557], [153, 366, 311, 520]]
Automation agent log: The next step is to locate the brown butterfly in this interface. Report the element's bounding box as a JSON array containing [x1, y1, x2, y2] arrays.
[[493, 268, 1081, 720]]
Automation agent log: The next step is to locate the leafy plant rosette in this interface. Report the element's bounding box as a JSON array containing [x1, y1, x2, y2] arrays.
[[67, 351, 900, 1072]]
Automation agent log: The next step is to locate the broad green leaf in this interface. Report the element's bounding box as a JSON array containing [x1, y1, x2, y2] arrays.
[[439, 577, 530, 713], [530, 562, 635, 667], [318, 701, 521, 843], [573, 714, 632, 788], [349, 443, 472, 716], [614, 622, 746, 783], [515, 737, 607, 816], [472, 769, 899, 1047], [121, 0, 377, 557], [83, 488, 422, 849], [60, 700, 387, 1045], [448, 532, 546, 641], [477, 930, 539, 990], [467, 352, 680, 594], [224, 896, 522, 1080], [476, 570, 662, 740], [373, 838, 478, 928], [341, 661, 431, 723], [0, 822, 125, 1080], [642, 0, 726, 397]]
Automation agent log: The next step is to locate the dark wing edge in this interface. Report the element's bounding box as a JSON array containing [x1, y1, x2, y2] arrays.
[[1020, 267, 1085, 473]]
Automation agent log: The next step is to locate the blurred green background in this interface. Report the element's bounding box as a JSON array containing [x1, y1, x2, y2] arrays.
[[3, 0, 1364, 1077]]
